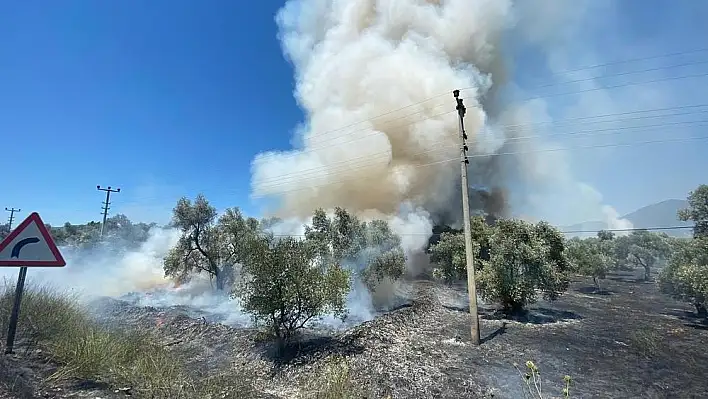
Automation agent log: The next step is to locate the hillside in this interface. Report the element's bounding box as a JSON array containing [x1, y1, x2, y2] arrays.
[[564, 199, 692, 236]]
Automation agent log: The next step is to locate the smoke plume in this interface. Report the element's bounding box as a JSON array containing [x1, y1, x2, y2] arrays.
[[251, 0, 633, 234], [251, 0, 513, 223]]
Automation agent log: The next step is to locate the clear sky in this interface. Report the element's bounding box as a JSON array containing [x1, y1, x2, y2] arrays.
[[1, 0, 706, 227]]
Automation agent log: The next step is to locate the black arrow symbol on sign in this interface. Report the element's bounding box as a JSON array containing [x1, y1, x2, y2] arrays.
[[11, 237, 40, 258]]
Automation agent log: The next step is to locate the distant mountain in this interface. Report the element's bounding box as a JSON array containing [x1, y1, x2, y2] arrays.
[[563, 199, 692, 237]]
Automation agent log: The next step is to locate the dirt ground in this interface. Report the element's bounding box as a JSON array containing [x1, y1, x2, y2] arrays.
[[2, 269, 708, 398]]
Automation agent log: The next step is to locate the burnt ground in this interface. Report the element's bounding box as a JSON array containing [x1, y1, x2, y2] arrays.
[[2, 269, 708, 399]]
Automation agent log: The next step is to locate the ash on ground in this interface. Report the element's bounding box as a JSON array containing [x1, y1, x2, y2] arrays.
[[4, 271, 708, 398]]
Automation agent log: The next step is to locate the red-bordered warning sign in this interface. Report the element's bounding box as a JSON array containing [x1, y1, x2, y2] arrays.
[[0, 212, 66, 267]]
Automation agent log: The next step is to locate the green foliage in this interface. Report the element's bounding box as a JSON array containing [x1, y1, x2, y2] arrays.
[[677, 184, 708, 238], [304, 207, 406, 291], [44, 215, 154, 249], [429, 216, 490, 282], [234, 236, 351, 340], [597, 230, 615, 241], [429, 232, 468, 282], [162, 197, 406, 339], [658, 237, 708, 317], [430, 218, 569, 312], [164, 195, 256, 290], [566, 237, 612, 290], [477, 219, 570, 312], [622, 231, 672, 281]]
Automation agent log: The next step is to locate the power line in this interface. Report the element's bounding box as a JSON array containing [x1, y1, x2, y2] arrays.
[[251, 135, 708, 197], [267, 224, 699, 237], [461, 71, 708, 104], [561, 225, 697, 234], [259, 70, 708, 162], [545, 48, 708, 75], [295, 48, 708, 144], [524, 59, 708, 91], [253, 104, 708, 186], [97, 186, 121, 238], [252, 113, 708, 188]]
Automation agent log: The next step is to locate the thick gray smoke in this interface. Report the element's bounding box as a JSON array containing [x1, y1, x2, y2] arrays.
[[252, 0, 511, 223], [250, 0, 632, 234]]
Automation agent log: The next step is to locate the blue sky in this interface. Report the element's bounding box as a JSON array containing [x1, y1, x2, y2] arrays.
[[1, 0, 706, 227]]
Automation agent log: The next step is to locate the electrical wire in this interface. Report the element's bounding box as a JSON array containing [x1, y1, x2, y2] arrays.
[[260, 70, 708, 160], [252, 111, 708, 187], [266, 224, 701, 237], [251, 135, 708, 198], [301, 48, 708, 143]]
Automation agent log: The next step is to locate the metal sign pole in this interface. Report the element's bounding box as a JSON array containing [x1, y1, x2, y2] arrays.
[[5, 266, 28, 354], [0, 212, 66, 355]]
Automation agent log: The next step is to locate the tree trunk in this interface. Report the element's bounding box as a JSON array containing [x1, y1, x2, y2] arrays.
[[213, 266, 225, 291], [643, 265, 651, 281], [593, 276, 601, 292], [695, 303, 707, 318]]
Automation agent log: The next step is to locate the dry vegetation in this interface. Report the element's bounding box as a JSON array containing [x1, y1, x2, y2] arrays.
[[2, 267, 707, 399], [0, 281, 257, 399]]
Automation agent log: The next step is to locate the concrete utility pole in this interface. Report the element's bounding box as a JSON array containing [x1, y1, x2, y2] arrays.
[[5, 207, 20, 230], [453, 89, 481, 346], [97, 186, 120, 238]]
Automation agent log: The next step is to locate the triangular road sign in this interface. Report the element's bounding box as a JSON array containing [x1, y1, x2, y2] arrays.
[[0, 212, 66, 267]]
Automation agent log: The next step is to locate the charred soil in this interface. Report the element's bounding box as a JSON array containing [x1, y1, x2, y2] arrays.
[[2, 270, 708, 398]]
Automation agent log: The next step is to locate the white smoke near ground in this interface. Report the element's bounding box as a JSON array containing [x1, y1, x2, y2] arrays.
[[0, 228, 253, 327]]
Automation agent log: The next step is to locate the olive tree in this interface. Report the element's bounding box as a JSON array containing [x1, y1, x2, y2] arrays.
[[429, 232, 468, 282], [597, 230, 615, 241], [304, 207, 406, 290], [163, 195, 257, 290], [234, 235, 351, 340], [658, 238, 708, 317], [429, 216, 489, 282], [566, 237, 612, 291], [621, 231, 672, 281], [678, 184, 708, 238], [477, 219, 570, 313]]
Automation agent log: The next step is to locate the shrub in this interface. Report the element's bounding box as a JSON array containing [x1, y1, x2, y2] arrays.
[[235, 235, 352, 341]]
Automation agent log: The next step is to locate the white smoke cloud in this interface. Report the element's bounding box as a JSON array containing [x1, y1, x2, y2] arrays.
[[0, 228, 180, 298], [250, 0, 639, 236], [252, 0, 513, 221]]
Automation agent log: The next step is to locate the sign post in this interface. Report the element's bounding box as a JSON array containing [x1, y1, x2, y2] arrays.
[[0, 212, 65, 354]]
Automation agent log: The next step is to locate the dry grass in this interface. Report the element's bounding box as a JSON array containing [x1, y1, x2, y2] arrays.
[[311, 356, 359, 399], [0, 280, 250, 398], [628, 328, 662, 358]]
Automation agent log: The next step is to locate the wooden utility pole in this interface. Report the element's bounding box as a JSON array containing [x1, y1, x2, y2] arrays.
[[453, 89, 481, 345], [3, 207, 22, 354], [4, 207, 20, 230], [97, 186, 120, 238]]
